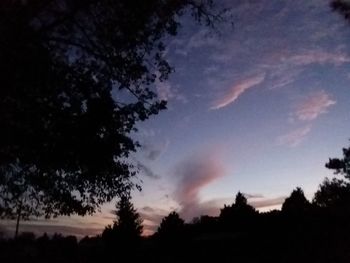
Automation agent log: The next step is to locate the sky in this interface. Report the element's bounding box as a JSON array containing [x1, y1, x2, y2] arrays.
[[2, 0, 350, 237]]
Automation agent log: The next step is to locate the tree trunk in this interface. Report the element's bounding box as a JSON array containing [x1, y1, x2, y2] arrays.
[[14, 203, 22, 239]]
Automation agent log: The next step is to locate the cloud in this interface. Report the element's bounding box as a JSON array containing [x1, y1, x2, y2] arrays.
[[155, 79, 187, 103], [142, 140, 170, 161], [142, 206, 154, 213], [294, 90, 336, 121], [243, 193, 265, 199], [210, 73, 265, 110], [173, 28, 221, 57], [139, 211, 165, 225], [136, 161, 160, 179], [276, 90, 335, 148], [288, 51, 350, 66], [174, 151, 225, 220], [139, 207, 172, 235], [267, 67, 303, 90], [277, 125, 312, 147]]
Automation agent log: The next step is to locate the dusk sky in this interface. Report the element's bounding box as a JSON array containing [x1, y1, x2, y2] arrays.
[[3, 0, 350, 237]]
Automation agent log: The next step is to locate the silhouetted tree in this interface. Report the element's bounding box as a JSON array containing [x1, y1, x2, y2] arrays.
[[219, 192, 257, 227], [311, 143, 350, 212], [0, 0, 227, 224], [331, 0, 350, 21], [325, 145, 350, 180], [157, 211, 185, 240], [282, 187, 311, 216], [313, 178, 350, 209], [102, 195, 142, 245]]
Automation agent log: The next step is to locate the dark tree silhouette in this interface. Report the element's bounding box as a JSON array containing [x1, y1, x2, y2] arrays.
[[235, 192, 250, 207], [282, 187, 311, 216], [312, 143, 350, 211], [331, 0, 350, 20], [157, 211, 185, 240], [219, 192, 257, 226], [102, 195, 142, 245], [313, 178, 350, 209], [0, 0, 227, 223], [325, 145, 350, 180]]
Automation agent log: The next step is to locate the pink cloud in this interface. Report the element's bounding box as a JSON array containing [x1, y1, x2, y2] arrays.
[[174, 152, 226, 220], [277, 125, 312, 147], [294, 90, 336, 121], [210, 73, 265, 110]]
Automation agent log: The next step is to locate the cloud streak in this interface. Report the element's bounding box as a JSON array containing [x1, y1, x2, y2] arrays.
[[136, 161, 160, 179], [277, 89, 336, 148], [294, 90, 336, 121], [288, 51, 350, 66], [210, 73, 265, 110], [277, 125, 312, 147]]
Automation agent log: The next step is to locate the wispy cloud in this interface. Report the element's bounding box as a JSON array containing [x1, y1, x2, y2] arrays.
[[155, 76, 187, 104], [174, 151, 225, 220], [173, 29, 221, 57], [142, 140, 170, 161], [210, 73, 265, 110], [294, 90, 336, 121], [136, 161, 160, 179], [277, 125, 312, 147], [243, 193, 264, 199], [288, 51, 350, 66]]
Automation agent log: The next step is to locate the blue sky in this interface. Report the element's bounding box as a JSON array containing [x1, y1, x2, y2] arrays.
[[2, 0, 350, 237]]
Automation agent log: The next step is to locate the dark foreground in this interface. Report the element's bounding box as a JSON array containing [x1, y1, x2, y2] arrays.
[[1, 214, 350, 263]]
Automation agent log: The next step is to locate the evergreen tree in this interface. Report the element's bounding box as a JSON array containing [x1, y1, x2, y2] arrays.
[[102, 195, 142, 244]]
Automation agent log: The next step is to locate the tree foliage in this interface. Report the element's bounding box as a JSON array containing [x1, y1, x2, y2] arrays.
[[313, 178, 350, 209], [102, 195, 142, 244], [331, 0, 350, 21], [282, 187, 310, 215], [0, 0, 225, 219], [313, 143, 350, 210], [325, 146, 350, 180], [219, 192, 257, 223], [157, 211, 185, 239]]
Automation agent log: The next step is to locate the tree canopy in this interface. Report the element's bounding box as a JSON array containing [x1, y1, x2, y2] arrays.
[[0, 0, 225, 219]]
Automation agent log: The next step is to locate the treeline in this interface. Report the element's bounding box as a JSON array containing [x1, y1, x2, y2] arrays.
[[1, 145, 350, 262]]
